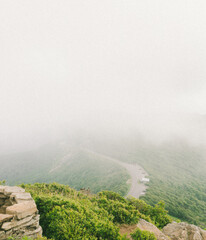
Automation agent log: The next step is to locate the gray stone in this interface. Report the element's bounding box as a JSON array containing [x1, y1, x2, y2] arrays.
[[11, 192, 33, 204], [4, 186, 25, 196], [4, 198, 13, 206], [0, 214, 13, 223], [0, 194, 7, 199], [2, 216, 33, 230], [0, 231, 5, 238], [0, 186, 6, 193], [6, 201, 37, 219], [0, 206, 7, 214], [163, 222, 206, 240], [26, 226, 42, 237], [0, 186, 42, 239], [136, 219, 170, 240], [0, 198, 5, 205]]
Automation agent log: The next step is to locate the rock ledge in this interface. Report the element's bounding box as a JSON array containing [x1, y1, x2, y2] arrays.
[[0, 185, 42, 239], [162, 222, 206, 240]]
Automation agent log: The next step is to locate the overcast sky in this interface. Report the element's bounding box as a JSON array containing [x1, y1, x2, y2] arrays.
[[0, 0, 206, 150]]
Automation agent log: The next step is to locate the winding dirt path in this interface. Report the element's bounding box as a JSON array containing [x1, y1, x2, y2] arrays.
[[84, 149, 148, 198], [49, 153, 72, 173]]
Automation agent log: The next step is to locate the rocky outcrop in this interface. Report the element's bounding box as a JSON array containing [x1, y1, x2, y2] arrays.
[[0, 186, 42, 239], [119, 219, 170, 240], [136, 219, 169, 240], [162, 222, 206, 240], [121, 219, 206, 240]]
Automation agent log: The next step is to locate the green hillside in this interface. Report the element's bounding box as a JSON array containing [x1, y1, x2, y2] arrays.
[[20, 182, 171, 240], [91, 138, 206, 228], [0, 145, 129, 196], [1, 136, 206, 229]]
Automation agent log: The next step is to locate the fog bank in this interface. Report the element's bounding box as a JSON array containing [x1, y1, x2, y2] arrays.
[[0, 0, 206, 152]]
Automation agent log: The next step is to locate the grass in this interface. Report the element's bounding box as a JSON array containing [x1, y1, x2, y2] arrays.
[[0, 145, 130, 196]]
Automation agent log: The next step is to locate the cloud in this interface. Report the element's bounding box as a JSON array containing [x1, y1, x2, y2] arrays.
[[0, 0, 205, 150]]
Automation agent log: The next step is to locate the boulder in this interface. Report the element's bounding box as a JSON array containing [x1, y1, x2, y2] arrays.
[[0, 194, 7, 199], [11, 192, 33, 203], [0, 214, 13, 223], [119, 219, 170, 240], [0, 186, 6, 193], [163, 222, 206, 240], [6, 201, 37, 219], [1, 216, 33, 231], [0, 185, 42, 239], [4, 186, 25, 195], [136, 219, 170, 240]]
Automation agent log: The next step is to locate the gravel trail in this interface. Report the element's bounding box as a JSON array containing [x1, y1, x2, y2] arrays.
[[85, 149, 148, 198]]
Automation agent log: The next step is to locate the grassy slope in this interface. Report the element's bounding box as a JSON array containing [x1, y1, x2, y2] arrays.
[[1, 136, 206, 228], [21, 182, 171, 240], [91, 139, 206, 228], [0, 145, 130, 196], [44, 150, 130, 195]]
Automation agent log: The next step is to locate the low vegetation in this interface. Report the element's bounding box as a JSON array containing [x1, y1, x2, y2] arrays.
[[20, 182, 171, 240], [0, 146, 130, 196], [93, 139, 206, 228], [2, 136, 206, 230], [131, 228, 157, 240]]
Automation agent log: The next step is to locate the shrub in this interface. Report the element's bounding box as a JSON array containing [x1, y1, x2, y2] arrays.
[[128, 198, 172, 228], [131, 228, 157, 240], [21, 183, 172, 240], [97, 192, 140, 224]]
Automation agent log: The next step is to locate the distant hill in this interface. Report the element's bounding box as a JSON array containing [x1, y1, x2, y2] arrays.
[[1, 129, 206, 228], [0, 143, 130, 196], [88, 136, 206, 228]]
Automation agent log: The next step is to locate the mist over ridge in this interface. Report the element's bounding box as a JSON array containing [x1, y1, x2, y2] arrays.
[[0, 0, 206, 153]]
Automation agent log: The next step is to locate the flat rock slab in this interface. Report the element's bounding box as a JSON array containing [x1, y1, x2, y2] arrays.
[[0, 214, 13, 223], [0, 186, 6, 193], [1, 215, 33, 231], [0, 231, 6, 239], [0, 185, 42, 239], [26, 226, 42, 236], [0, 194, 7, 199], [137, 219, 170, 240], [4, 187, 25, 195], [11, 192, 33, 203], [163, 222, 206, 240], [6, 201, 37, 219]]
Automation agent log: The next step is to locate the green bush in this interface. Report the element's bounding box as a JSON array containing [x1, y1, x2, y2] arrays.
[[131, 228, 157, 240], [8, 237, 49, 240], [128, 198, 172, 228], [21, 183, 171, 240], [96, 196, 139, 224], [35, 196, 119, 240]]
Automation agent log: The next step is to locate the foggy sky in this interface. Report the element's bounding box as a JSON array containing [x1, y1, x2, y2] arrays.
[[0, 0, 206, 151]]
